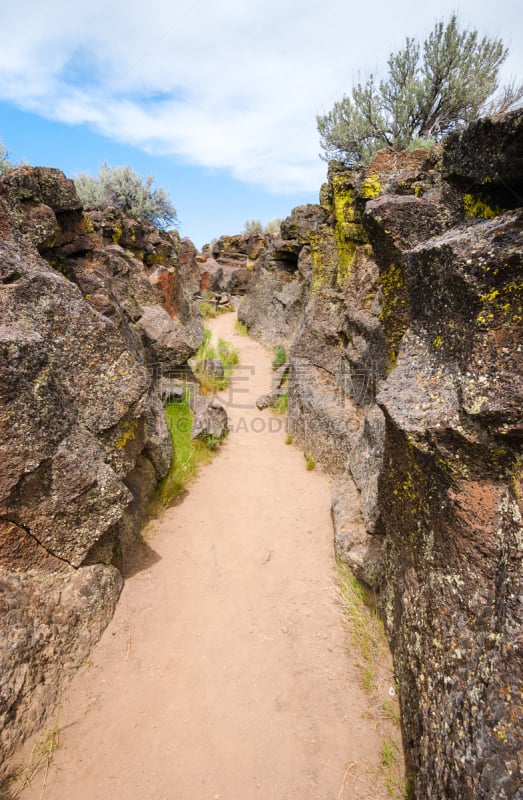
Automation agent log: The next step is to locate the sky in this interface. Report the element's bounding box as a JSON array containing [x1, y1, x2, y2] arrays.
[[0, 1, 521, 248]]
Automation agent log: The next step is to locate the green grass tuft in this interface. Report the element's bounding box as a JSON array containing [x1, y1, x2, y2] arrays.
[[234, 319, 249, 336], [381, 738, 399, 768], [197, 300, 234, 319], [191, 329, 239, 395], [155, 395, 214, 507], [271, 391, 288, 415], [272, 344, 287, 370]]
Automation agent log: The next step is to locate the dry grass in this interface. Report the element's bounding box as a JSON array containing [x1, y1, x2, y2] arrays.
[[336, 561, 406, 798], [2, 719, 60, 799]]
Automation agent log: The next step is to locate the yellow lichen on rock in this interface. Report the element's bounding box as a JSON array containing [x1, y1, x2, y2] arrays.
[[463, 193, 502, 219], [361, 173, 382, 200], [111, 221, 123, 243], [379, 262, 409, 371], [331, 173, 369, 287], [115, 419, 138, 448], [308, 229, 337, 291]]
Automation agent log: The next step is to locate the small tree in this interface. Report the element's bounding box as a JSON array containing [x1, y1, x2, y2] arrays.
[[243, 219, 263, 235], [317, 15, 522, 166], [0, 140, 14, 175], [74, 163, 177, 229]]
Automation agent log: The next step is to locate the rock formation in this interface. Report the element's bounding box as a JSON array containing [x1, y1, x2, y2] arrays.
[[0, 167, 203, 770], [239, 111, 523, 798], [198, 232, 270, 295]]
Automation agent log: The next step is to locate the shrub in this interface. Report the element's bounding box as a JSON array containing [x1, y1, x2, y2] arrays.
[[265, 218, 282, 236], [0, 140, 14, 174], [74, 163, 177, 228], [317, 15, 522, 167], [243, 219, 263, 235]]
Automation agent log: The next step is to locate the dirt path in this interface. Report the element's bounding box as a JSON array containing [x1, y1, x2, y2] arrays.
[[16, 313, 388, 800]]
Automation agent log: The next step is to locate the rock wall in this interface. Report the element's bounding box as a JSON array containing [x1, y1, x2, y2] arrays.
[[238, 206, 327, 345], [238, 111, 523, 798], [0, 167, 203, 770]]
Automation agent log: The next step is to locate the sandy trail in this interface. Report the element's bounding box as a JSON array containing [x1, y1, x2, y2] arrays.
[[17, 312, 385, 800]]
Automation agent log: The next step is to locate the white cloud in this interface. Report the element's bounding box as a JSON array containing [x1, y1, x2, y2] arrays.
[[1, 0, 521, 193]]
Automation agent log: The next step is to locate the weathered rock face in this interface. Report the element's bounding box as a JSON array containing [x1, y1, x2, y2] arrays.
[[0, 565, 122, 763], [238, 111, 523, 797], [0, 167, 203, 770], [199, 232, 269, 295], [238, 206, 330, 345], [375, 210, 522, 796]]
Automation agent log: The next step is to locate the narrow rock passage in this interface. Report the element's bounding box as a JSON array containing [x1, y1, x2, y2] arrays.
[[17, 313, 385, 800]]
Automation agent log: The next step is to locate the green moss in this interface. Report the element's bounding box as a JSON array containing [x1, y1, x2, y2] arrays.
[[332, 174, 356, 222], [379, 262, 409, 371], [360, 172, 382, 200], [335, 230, 359, 286]]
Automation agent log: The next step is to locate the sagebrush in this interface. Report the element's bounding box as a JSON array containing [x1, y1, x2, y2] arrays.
[[74, 163, 177, 228], [0, 140, 14, 174], [317, 15, 523, 166]]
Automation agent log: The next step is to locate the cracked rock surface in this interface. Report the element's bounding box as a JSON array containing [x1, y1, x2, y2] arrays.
[[0, 167, 203, 769]]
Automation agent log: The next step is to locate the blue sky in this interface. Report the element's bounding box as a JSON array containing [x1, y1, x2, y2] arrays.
[[0, 0, 521, 248]]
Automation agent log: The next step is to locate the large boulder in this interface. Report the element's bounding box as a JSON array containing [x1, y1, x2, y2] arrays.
[[443, 109, 523, 189], [0, 565, 122, 762], [191, 399, 229, 442]]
